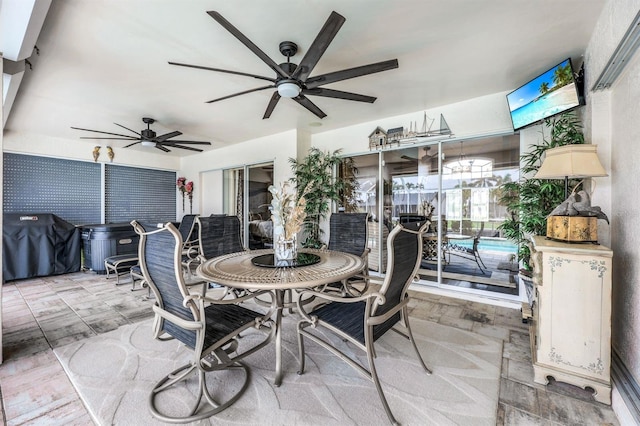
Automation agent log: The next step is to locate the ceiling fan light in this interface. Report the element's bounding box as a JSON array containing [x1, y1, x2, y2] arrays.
[[141, 140, 156, 147], [277, 82, 301, 98]]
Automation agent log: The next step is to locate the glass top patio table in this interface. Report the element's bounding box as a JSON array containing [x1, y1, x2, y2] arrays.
[[198, 248, 363, 290], [197, 248, 364, 386]]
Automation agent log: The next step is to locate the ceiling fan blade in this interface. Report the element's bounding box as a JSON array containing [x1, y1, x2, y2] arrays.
[[303, 87, 376, 103], [162, 141, 211, 145], [163, 144, 204, 152], [123, 141, 142, 148], [263, 92, 281, 119], [155, 131, 182, 142], [71, 127, 138, 139], [113, 122, 141, 136], [168, 61, 276, 83], [292, 11, 345, 81], [155, 145, 171, 152], [207, 11, 290, 79], [294, 95, 327, 119], [79, 137, 138, 140], [305, 59, 399, 89], [206, 85, 275, 103]]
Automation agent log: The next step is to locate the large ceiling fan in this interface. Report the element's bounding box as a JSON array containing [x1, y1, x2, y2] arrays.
[[71, 117, 212, 153], [169, 11, 399, 119]]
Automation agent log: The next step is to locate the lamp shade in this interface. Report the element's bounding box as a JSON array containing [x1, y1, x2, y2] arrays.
[[534, 144, 608, 179]]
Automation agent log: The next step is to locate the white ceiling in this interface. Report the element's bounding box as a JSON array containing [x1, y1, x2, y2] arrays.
[[3, 0, 606, 156]]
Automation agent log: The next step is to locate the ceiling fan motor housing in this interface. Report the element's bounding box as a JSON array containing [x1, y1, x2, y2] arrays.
[[141, 128, 156, 139]]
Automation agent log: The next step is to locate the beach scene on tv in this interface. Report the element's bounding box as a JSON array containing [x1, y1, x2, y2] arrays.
[[507, 59, 580, 130]]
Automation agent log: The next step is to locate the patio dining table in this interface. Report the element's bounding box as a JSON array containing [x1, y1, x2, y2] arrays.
[[197, 248, 364, 386]]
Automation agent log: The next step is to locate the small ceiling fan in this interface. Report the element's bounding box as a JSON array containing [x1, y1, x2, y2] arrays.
[[71, 117, 212, 153], [401, 146, 438, 162], [169, 10, 399, 119]]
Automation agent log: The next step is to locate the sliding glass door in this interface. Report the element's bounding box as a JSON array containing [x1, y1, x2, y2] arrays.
[[345, 134, 521, 299], [223, 162, 274, 249]]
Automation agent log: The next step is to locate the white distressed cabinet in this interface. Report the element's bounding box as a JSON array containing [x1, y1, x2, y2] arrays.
[[529, 236, 612, 404]]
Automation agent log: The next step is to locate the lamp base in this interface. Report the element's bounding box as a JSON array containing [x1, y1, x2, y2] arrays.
[[546, 216, 598, 243]]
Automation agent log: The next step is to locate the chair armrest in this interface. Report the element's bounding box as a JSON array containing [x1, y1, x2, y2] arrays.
[[195, 289, 275, 308], [297, 289, 383, 304], [367, 298, 410, 326], [152, 304, 203, 331], [296, 289, 385, 325]]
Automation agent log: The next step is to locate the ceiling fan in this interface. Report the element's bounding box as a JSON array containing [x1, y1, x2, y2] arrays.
[[400, 146, 438, 162], [71, 117, 212, 153], [169, 10, 399, 119]]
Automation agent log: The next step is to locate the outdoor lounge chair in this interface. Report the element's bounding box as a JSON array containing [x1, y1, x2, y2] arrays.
[[447, 222, 487, 273], [131, 220, 275, 423], [296, 221, 432, 425]]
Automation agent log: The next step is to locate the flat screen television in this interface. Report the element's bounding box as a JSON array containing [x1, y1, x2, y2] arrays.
[[506, 58, 583, 131]]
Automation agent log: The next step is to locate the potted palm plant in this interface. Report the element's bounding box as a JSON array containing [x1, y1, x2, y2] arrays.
[[498, 111, 585, 276], [289, 148, 359, 248]]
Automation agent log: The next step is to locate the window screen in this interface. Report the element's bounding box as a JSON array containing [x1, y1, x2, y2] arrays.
[[105, 164, 176, 223], [3, 153, 101, 225]]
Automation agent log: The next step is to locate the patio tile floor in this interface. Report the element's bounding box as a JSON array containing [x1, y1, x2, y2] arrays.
[[0, 271, 619, 425]]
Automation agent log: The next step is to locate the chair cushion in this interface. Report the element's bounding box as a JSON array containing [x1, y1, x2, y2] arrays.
[[311, 301, 400, 345]]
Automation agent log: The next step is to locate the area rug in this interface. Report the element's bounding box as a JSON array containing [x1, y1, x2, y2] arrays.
[[54, 314, 502, 425]]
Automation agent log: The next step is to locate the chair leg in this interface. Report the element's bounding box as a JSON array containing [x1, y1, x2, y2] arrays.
[[149, 360, 249, 423], [296, 322, 307, 375], [364, 328, 399, 426], [476, 251, 487, 269], [473, 254, 487, 274], [402, 309, 432, 375]]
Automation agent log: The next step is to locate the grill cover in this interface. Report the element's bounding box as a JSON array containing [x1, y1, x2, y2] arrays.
[[3, 214, 81, 281]]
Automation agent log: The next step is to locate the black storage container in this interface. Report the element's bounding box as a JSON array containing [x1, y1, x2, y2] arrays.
[[3, 213, 81, 281], [80, 223, 139, 274]]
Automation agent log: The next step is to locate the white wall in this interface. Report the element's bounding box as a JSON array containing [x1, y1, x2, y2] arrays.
[[2, 131, 180, 170], [179, 130, 297, 215], [585, 0, 640, 399], [312, 92, 514, 155]]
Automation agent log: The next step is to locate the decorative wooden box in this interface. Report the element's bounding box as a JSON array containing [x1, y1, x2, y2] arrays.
[[546, 216, 598, 243]]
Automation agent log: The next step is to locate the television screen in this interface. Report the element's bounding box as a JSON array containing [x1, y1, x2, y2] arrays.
[[506, 58, 582, 131]]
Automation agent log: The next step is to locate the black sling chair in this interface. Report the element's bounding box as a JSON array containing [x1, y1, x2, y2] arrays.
[[296, 221, 432, 425], [132, 221, 275, 423]]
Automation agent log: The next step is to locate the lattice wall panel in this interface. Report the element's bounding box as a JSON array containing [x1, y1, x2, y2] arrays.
[[3, 153, 101, 225], [105, 164, 176, 224]]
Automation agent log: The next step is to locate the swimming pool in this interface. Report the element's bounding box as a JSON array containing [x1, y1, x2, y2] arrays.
[[449, 237, 517, 253]]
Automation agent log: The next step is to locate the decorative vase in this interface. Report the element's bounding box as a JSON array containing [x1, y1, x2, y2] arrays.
[[274, 235, 297, 264]]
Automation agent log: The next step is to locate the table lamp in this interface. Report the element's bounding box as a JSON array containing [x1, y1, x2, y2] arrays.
[[534, 144, 608, 242]]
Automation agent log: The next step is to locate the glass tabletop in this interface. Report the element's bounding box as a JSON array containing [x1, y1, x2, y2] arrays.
[[251, 252, 321, 268]]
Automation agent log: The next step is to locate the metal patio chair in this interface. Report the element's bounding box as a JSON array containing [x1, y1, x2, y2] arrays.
[[322, 212, 371, 296], [296, 221, 432, 425], [131, 220, 275, 423]]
